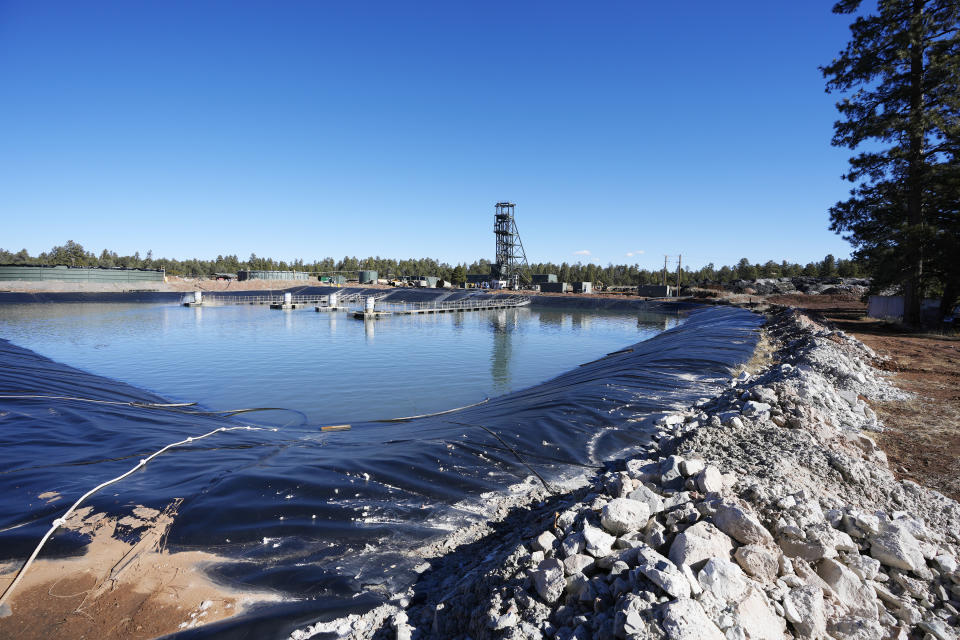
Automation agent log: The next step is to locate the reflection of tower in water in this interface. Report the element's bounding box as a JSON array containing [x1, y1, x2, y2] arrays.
[[364, 318, 375, 342], [571, 313, 591, 330], [490, 309, 519, 392]]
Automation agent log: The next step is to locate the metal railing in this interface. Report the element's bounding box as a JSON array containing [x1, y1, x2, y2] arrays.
[[189, 292, 529, 312], [197, 294, 328, 305], [370, 296, 531, 313]]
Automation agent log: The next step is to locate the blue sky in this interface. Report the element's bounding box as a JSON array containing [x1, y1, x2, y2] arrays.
[[0, 1, 860, 270]]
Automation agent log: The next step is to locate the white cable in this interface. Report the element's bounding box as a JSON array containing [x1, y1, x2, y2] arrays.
[[0, 424, 268, 608]]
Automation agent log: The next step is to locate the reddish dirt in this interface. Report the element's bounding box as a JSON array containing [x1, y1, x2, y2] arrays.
[[768, 294, 960, 501]]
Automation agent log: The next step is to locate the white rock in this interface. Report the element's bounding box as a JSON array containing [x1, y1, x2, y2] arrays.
[[713, 503, 774, 545], [734, 544, 780, 583], [736, 588, 786, 640], [782, 585, 826, 640], [696, 466, 724, 493], [869, 522, 926, 572], [852, 512, 880, 535], [637, 547, 691, 599], [751, 386, 779, 405], [532, 530, 557, 552], [842, 554, 880, 581], [661, 598, 725, 640], [919, 616, 958, 640], [582, 523, 616, 558], [742, 401, 772, 417], [614, 593, 655, 640], [827, 616, 884, 640], [627, 484, 665, 515], [933, 553, 957, 574], [668, 521, 734, 570], [659, 455, 684, 486], [625, 459, 660, 482], [560, 531, 585, 558], [531, 558, 565, 603], [680, 458, 706, 477], [816, 557, 878, 618], [698, 557, 749, 603], [562, 553, 594, 576], [601, 498, 651, 536]]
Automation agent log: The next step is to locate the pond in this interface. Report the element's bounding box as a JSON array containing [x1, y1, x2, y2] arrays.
[[0, 302, 681, 425]]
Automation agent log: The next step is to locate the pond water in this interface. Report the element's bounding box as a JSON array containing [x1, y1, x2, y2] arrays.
[[0, 303, 681, 425]]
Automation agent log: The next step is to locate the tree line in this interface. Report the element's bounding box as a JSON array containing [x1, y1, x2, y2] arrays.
[[0, 241, 863, 287]]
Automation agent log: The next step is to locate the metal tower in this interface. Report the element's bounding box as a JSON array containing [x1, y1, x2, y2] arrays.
[[492, 202, 530, 288]]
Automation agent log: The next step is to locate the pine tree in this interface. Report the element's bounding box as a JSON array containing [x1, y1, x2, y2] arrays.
[[822, 0, 960, 325]]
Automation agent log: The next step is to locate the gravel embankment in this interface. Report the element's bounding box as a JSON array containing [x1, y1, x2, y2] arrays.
[[292, 308, 959, 640]]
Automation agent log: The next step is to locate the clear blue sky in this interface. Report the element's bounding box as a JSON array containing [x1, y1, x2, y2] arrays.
[[0, 1, 860, 270]]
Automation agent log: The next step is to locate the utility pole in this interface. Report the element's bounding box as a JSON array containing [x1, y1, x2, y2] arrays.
[[676, 254, 681, 296], [662, 255, 668, 286]]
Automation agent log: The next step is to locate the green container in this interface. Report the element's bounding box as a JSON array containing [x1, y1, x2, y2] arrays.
[[358, 270, 378, 284], [0, 265, 165, 283]]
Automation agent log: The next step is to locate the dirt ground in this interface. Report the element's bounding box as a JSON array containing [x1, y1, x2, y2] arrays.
[[0, 501, 279, 640], [768, 293, 960, 502]]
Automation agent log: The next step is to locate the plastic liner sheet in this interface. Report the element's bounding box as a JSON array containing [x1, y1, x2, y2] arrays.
[[0, 305, 762, 639]]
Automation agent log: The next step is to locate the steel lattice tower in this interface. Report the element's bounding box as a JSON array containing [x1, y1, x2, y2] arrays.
[[492, 202, 529, 288]]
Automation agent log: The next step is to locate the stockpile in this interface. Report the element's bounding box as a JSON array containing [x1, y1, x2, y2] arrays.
[[726, 278, 870, 297], [335, 308, 960, 640]]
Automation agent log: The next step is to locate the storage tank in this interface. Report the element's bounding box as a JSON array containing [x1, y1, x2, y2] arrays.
[[358, 270, 378, 284]]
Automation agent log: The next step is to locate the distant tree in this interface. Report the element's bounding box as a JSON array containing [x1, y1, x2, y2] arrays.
[[735, 258, 758, 280], [822, 0, 960, 325], [820, 254, 838, 277]]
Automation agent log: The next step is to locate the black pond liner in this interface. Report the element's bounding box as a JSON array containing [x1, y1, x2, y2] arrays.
[[0, 302, 762, 639]]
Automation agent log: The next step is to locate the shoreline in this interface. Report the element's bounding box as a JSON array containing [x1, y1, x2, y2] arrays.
[[292, 306, 959, 640]]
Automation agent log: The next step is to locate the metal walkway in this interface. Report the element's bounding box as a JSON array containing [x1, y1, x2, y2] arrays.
[[184, 292, 530, 317], [352, 296, 530, 319]]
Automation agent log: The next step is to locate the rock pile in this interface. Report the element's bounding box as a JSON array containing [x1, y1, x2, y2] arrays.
[[304, 308, 959, 640], [725, 278, 870, 297]]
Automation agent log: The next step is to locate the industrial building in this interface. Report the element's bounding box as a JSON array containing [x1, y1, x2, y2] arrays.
[[237, 270, 310, 281], [0, 265, 165, 283]]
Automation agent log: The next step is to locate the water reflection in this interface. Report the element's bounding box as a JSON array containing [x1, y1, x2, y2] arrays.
[[538, 309, 564, 327], [636, 311, 681, 332], [490, 309, 523, 392], [364, 318, 375, 342]]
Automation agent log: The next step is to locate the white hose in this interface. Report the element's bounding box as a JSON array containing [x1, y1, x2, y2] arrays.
[[0, 424, 273, 609]]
